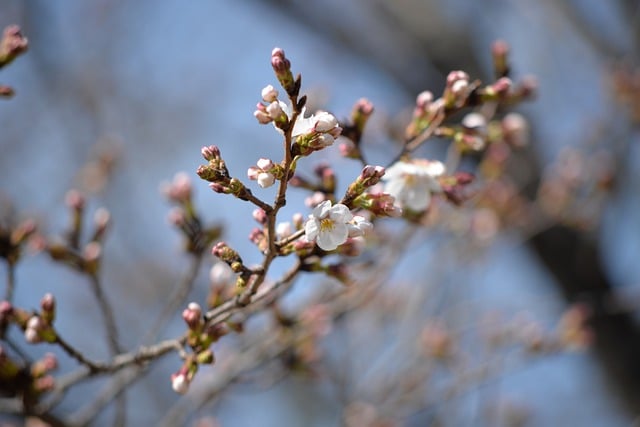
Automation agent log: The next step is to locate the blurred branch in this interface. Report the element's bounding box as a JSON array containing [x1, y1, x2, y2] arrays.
[[143, 255, 204, 344]]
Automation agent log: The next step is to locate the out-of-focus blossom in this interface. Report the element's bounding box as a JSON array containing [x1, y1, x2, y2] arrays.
[[382, 160, 445, 211]]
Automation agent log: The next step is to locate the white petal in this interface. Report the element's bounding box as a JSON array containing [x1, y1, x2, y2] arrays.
[[407, 190, 431, 211], [329, 203, 352, 222], [313, 200, 333, 218], [304, 219, 320, 241], [347, 223, 364, 237], [257, 172, 275, 188], [317, 223, 348, 251], [353, 216, 373, 232]]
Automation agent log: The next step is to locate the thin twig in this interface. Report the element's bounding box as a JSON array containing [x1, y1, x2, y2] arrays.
[[162, 225, 415, 425], [88, 273, 122, 354], [3, 260, 15, 302], [143, 254, 203, 344], [55, 334, 104, 373]]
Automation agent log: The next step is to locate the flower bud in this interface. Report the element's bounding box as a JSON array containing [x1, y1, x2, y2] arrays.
[[201, 145, 221, 161], [271, 47, 296, 96], [502, 113, 529, 147], [0, 25, 28, 67], [65, 189, 85, 210], [196, 349, 215, 365], [211, 242, 243, 265], [40, 293, 55, 323], [261, 84, 279, 103], [492, 39, 510, 77], [25, 316, 44, 343], [416, 91, 433, 111], [171, 372, 189, 394], [182, 302, 203, 330]]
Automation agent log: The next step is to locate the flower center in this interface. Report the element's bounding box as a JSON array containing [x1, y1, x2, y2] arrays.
[[319, 218, 335, 232], [404, 174, 418, 187]]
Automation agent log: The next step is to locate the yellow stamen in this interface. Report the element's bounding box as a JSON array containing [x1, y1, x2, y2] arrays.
[[320, 218, 334, 232]]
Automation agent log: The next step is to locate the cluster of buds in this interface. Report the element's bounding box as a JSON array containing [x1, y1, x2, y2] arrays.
[[211, 241, 245, 275], [0, 346, 57, 398], [341, 165, 386, 207], [247, 158, 284, 189], [197, 145, 254, 201], [255, 84, 341, 157], [454, 112, 489, 152], [291, 111, 342, 157], [171, 302, 228, 394], [339, 98, 375, 160], [44, 190, 111, 274], [352, 192, 402, 218], [0, 217, 37, 266], [25, 294, 57, 344], [443, 70, 473, 109], [406, 90, 445, 140], [163, 171, 221, 254], [27, 352, 58, 396], [253, 85, 290, 129], [0, 25, 28, 98], [2, 294, 58, 344]]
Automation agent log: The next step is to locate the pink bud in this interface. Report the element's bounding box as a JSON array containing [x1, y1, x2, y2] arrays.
[[201, 145, 221, 161], [256, 158, 274, 171], [65, 189, 85, 210], [40, 293, 55, 313]]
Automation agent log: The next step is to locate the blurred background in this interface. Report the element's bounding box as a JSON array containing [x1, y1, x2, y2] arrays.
[[1, 0, 640, 426]]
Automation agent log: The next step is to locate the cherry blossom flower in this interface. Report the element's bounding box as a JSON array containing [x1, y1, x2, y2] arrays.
[[382, 159, 446, 211], [304, 201, 372, 251]]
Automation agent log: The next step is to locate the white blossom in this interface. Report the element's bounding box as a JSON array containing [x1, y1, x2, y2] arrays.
[[383, 160, 446, 211], [274, 104, 340, 139], [305, 201, 372, 251]]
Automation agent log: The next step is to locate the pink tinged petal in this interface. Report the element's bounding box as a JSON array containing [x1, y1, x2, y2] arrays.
[[347, 224, 364, 237], [247, 167, 260, 180], [353, 216, 373, 232], [256, 158, 274, 170]]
